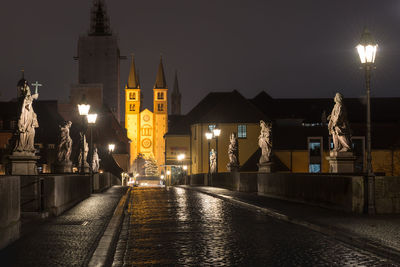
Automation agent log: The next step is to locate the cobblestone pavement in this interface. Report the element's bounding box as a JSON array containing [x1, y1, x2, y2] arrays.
[[112, 187, 399, 266], [184, 186, 400, 255], [0, 186, 128, 267]]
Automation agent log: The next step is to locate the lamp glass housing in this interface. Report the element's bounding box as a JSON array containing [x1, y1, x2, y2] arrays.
[[205, 132, 213, 140], [87, 113, 98, 124], [108, 143, 115, 152], [213, 128, 221, 137], [78, 103, 90, 116]]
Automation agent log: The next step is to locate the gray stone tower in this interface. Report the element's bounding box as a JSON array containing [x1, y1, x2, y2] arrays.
[[76, 0, 121, 121], [171, 70, 182, 115]]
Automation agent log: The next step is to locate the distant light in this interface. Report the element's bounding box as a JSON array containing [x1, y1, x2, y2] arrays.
[[177, 153, 185, 161], [87, 113, 98, 124], [161, 175, 165, 179], [108, 143, 115, 152], [183, 165, 188, 170], [205, 132, 213, 140], [166, 170, 171, 175]]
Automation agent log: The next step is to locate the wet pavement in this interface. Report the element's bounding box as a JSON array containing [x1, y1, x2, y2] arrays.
[[112, 187, 399, 266], [0, 186, 128, 267]]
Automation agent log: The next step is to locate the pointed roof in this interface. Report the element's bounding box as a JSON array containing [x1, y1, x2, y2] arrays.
[[126, 54, 140, 89], [172, 70, 181, 96], [89, 0, 111, 36], [154, 56, 168, 89]]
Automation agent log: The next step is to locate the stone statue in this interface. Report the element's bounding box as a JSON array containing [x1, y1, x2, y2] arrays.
[[57, 121, 73, 163], [78, 133, 89, 168], [227, 132, 239, 171], [92, 147, 100, 173], [258, 120, 272, 164], [328, 93, 352, 152], [210, 148, 216, 173], [13, 81, 39, 154]]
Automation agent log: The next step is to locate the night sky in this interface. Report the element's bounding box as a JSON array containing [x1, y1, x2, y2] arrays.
[[1, 0, 400, 114]]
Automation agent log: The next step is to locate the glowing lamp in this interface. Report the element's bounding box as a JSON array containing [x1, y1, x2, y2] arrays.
[[356, 28, 377, 64], [87, 113, 98, 124]]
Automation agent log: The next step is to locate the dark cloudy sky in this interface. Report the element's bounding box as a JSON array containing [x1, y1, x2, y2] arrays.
[[1, 0, 400, 114]]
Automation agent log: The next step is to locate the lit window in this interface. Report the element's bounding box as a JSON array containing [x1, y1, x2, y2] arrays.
[[308, 137, 322, 173], [208, 124, 216, 132], [129, 104, 135, 111], [129, 92, 136, 100], [157, 92, 164, 100], [158, 103, 164, 111], [238, 125, 247, 138]]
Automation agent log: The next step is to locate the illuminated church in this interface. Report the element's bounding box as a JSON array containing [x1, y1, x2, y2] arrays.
[[125, 55, 170, 168]]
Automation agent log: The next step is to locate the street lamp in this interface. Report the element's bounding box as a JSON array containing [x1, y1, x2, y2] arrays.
[[177, 153, 185, 183], [357, 27, 378, 214], [108, 143, 115, 153], [87, 113, 97, 192], [205, 132, 213, 184], [77, 95, 90, 174], [213, 128, 221, 173]]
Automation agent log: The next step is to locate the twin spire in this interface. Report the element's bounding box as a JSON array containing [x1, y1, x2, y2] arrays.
[[126, 55, 168, 90]]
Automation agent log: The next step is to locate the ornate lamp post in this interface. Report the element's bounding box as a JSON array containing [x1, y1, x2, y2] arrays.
[[205, 132, 213, 184], [213, 128, 221, 173], [77, 95, 90, 174], [356, 27, 378, 214], [87, 113, 97, 191], [177, 153, 185, 183]]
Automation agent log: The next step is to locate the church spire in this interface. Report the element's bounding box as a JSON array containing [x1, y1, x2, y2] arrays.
[[89, 0, 111, 36], [154, 56, 168, 89], [171, 70, 182, 115], [126, 54, 140, 89]]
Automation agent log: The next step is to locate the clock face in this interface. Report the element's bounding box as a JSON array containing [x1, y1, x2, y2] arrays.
[[143, 115, 150, 122], [142, 138, 152, 149]]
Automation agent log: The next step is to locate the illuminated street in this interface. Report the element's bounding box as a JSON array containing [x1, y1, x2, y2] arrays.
[[112, 187, 398, 266]]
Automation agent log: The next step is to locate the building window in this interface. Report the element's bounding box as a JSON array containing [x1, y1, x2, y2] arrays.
[[129, 104, 135, 111], [238, 124, 247, 138], [129, 92, 136, 100], [193, 126, 197, 140], [158, 103, 164, 111], [142, 127, 151, 136], [352, 137, 365, 173], [308, 137, 322, 173], [208, 124, 216, 132], [10, 120, 16, 129], [157, 92, 164, 100]]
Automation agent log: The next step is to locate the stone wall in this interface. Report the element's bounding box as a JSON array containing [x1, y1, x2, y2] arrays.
[[189, 173, 208, 186], [94, 173, 111, 193], [375, 176, 400, 213], [257, 173, 365, 213], [44, 175, 91, 216], [0, 176, 20, 250]]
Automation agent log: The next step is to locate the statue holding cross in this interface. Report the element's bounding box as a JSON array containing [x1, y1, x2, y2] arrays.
[[13, 80, 41, 154]]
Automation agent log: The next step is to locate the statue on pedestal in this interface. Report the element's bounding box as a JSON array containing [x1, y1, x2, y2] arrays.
[[258, 120, 272, 164], [227, 132, 239, 171], [78, 133, 89, 169], [328, 93, 352, 152], [57, 121, 73, 164], [13, 81, 39, 154], [92, 147, 100, 173], [210, 148, 216, 174]]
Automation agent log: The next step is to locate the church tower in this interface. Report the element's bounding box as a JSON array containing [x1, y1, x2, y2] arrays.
[[125, 55, 141, 165], [171, 70, 182, 115], [76, 0, 121, 121], [153, 57, 168, 166]]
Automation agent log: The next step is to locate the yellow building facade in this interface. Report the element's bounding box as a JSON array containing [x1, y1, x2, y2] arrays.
[[125, 56, 168, 171]]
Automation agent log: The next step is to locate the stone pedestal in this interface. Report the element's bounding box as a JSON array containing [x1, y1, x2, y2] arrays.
[[227, 163, 239, 172], [8, 153, 40, 175], [54, 162, 73, 173], [258, 162, 273, 173], [326, 151, 356, 173], [78, 164, 90, 173]]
